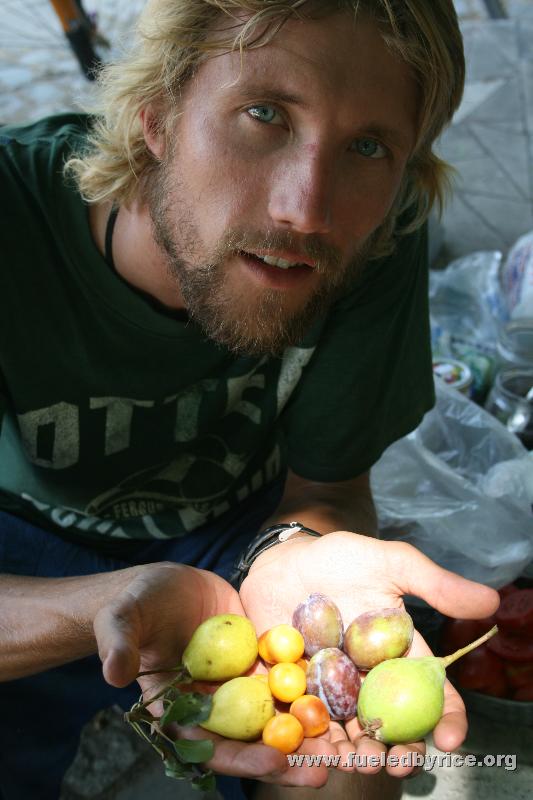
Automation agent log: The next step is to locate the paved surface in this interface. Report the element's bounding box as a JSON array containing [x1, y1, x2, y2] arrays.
[[1, 1, 532, 799], [436, 0, 533, 261]]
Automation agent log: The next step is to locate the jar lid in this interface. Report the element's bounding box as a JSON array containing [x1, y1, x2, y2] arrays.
[[433, 358, 472, 392]]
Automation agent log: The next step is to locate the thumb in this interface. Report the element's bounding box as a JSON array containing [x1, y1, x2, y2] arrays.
[[391, 542, 500, 620], [93, 599, 141, 688]]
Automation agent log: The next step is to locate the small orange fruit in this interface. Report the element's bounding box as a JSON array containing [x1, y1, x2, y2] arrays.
[[289, 694, 330, 737], [258, 631, 273, 663], [262, 713, 304, 754]]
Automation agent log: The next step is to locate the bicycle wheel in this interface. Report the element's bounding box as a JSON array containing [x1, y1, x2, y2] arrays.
[[0, 0, 146, 125]]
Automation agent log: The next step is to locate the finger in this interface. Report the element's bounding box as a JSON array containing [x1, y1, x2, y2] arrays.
[[390, 542, 499, 619], [209, 739, 289, 781], [385, 742, 426, 778], [93, 599, 141, 688], [433, 709, 468, 753], [334, 740, 357, 771], [326, 720, 350, 745], [173, 725, 336, 787], [433, 679, 468, 752], [342, 713, 389, 775], [171, 724, 288, 778], [352, 736, 388, 774], [175, 726, 330, 786], [404, 628, 433, 658], [275, 736, 335, 788], [344, 712, 366, 743]]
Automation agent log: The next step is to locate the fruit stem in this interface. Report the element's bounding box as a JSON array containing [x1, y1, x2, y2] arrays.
[[128, 682, 176, 716], [137, 663, 188, 679], [441, 625, 498, 667]]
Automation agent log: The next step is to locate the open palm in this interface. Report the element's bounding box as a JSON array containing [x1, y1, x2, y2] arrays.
[[240, 531, 499, 776]]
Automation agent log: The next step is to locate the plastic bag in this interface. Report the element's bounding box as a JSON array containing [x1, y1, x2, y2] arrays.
[[371, 379, 533, 588], [500, 230, 533, 319], [430, 250, 507, 342], [429, 251, 507, 401]]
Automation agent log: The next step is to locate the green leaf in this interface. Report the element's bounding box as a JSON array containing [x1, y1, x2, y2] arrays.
[[160, 691, 213, 727], [164, 761, 187, 780], [173, 738, 214, 764], [192, 771, 217, 792]]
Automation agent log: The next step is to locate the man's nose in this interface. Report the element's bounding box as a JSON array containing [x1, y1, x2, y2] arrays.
[[268, 146, 335, 235]]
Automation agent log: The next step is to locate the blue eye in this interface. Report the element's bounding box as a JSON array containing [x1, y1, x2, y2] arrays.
[[353, 138, 387, 159], [247, 105, 281, 124]]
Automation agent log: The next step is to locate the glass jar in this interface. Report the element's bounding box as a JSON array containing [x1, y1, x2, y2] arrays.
[[485, 369, 533, 450], [497, 319, 533, 370]]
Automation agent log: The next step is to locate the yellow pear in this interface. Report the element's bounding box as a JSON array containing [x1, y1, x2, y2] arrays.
[[200, 677, 275, 740], [182, 614, 258, 680]]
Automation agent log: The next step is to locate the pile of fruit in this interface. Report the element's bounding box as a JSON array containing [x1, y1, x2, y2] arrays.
[[441, 585, 533, 702], [126, 593, 497, 790]]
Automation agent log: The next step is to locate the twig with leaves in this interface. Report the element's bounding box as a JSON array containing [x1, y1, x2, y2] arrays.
[[125, 666, 216, 792]]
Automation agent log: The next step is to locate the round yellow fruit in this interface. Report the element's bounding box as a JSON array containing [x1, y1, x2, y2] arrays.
[[263, 625, 305, 663]]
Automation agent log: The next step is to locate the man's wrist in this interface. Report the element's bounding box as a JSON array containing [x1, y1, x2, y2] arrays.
[[229, 521, 321, 588]]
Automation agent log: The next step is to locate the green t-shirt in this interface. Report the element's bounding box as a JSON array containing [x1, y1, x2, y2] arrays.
[[0, 114, 434, 542]]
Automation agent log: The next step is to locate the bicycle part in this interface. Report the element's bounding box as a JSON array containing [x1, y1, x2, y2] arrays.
[[0, 1, 146, 125], [482, 0, 508, 18], [50, 0, 101, 80]]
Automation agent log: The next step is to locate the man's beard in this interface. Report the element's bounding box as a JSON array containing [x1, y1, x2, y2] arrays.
[[147, 167, 372, 357]]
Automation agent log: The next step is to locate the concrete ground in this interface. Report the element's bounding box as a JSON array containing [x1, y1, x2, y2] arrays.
[[436, 0, 533, 261], [1, 1, 532, 798]]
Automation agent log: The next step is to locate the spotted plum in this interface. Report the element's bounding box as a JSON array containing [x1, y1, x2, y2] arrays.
[[292, 593, 343, 657], [343, 608, 414, 670], [306, 647, 360, 720]]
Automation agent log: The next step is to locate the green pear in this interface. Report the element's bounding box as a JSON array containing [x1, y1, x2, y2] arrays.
[[358, 625, 498, 744], [200, 677, 275, 741], [182, 614, 258, 681]]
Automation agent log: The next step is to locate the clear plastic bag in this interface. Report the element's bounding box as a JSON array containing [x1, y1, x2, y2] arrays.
[[500, 230, 533, 319], [371, 379, 533, 588], [429, 251, 507, 401], [430, 250, 507, 344]]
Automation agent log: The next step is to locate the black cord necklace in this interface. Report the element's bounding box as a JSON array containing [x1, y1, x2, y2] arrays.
[[104, 204, 120, 270], [103, 203, 189, 321]]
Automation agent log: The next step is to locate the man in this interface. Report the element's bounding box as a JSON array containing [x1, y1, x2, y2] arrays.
[[0, 1, 499, 799]]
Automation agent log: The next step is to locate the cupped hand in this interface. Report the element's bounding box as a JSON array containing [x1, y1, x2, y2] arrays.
[[92, 561, 337, 787], [239, 531, 500, 776], [93, 562, 244, 697]]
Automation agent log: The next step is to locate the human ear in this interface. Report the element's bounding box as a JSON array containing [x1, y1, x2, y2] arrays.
[[140, 103, 166, 160]]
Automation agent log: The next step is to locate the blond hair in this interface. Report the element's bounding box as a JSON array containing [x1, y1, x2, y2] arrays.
[[65, 0, 465, 257]]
